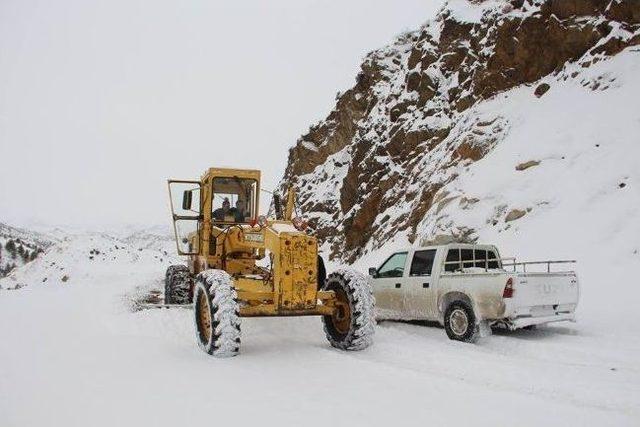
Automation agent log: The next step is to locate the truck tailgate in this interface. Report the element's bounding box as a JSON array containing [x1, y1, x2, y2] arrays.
[[514, 273, 579, 311]]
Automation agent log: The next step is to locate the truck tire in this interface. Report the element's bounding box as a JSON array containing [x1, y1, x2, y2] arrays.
[[322, 269, 375, 351], [164, 265, 193, 304], [444, 301, 478, 343], [193, 270, 241, 357]]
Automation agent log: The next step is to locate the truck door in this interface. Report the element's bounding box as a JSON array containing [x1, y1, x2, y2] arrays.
[[371, 251, 409, 318], [404, 249, 438, 320]]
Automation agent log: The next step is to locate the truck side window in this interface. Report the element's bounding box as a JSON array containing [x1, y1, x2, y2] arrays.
[[445, 249, 460, 272], [377, 252, 408, 278], [410, 250, 437, 276], [460, 249, 474, 269], [474, 249, 487, 268], [487, 250, 499, 269]]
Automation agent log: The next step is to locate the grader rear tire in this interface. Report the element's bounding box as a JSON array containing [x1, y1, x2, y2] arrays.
[[322, 269, 375, 351], [193, 270, 241, 357], [164, 265, 193, 304]]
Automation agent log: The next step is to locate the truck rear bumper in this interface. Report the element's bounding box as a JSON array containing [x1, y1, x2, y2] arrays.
[[507, 313, 575, 330]]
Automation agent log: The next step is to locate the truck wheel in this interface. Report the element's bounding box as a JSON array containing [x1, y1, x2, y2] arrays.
[[444, 301, 478, 343], [164, 265, 193, 304], [322, 269, 375, 351], [193, 270, 241, 357]]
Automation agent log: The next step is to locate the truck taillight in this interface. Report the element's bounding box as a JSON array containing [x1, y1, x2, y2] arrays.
[[503, 277, 514, 298]]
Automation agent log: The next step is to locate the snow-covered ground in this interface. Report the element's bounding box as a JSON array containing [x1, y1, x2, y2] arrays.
[[1, 229, 639, 426]]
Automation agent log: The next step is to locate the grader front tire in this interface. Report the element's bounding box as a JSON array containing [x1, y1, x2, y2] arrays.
[[193, 270, 241, 357], [322, 269, 375, 351]]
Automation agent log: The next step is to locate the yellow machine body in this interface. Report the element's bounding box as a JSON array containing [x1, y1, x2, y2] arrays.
[[168, 167, 337, 317]]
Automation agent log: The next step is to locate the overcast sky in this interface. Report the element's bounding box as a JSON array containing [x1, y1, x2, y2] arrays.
[[0, 0, 445, 230]]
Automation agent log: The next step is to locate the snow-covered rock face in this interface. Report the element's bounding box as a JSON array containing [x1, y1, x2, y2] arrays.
[[280, 0, 640, 263]]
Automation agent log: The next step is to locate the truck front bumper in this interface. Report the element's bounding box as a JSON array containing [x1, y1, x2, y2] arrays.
[[507, 313, 575, 330]]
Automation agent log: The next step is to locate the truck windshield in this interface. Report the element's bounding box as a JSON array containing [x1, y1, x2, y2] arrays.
[[212, 177, 257, 224]]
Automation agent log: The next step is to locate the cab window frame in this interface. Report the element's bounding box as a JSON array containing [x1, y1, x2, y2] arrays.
[[211, 177, 258, 225], [409, 249, 437, 277]]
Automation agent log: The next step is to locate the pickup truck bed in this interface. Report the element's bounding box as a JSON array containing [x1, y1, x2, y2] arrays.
[[504, 271, 579, 329]]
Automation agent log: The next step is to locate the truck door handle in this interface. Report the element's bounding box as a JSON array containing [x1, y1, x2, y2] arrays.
[[423, 283, 430, 288], [395, 283, 401, 288]]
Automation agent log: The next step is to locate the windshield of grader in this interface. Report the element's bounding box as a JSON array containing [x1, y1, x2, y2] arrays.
[[211, 177, 257, 224]]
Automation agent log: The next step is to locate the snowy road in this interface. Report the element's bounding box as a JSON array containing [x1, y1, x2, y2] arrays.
[[1, 264, 638, 427]]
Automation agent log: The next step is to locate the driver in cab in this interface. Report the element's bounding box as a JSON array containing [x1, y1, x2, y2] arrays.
[[231, 199, 246, 222], [213, 197, 232, 221]]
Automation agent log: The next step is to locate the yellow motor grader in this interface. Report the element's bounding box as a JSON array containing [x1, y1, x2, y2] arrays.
[[166, 167, 375, 357]]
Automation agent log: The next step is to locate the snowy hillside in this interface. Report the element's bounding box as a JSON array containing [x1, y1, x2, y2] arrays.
[[0, 228, 178, 293], [281, 0, 640, 264], [1, 227, 639, 426], [0, 222, 56, 279], [279, 0, 640, 327]]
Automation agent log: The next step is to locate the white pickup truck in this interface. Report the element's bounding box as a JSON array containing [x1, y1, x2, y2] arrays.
[[369, 243, 579, 342]]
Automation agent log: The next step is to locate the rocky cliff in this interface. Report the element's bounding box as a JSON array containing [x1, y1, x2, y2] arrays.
[[280, 0, 640, 263]]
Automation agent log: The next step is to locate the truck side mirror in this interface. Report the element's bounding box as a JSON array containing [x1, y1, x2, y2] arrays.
[[182, 190, 192, 211], [368, 267, 378, 277]]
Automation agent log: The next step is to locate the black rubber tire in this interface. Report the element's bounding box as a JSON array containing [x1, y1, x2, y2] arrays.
[[164, 265, 193, 304], [193, 270, 241, 357], [444, 301, 478, 343], [322, 269, 375, 351]]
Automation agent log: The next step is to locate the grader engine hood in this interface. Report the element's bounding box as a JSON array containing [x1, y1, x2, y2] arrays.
[[266, 224, 319, 311]]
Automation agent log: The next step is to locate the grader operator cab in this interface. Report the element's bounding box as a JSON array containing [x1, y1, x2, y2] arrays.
[[166, 167, 375, 357]]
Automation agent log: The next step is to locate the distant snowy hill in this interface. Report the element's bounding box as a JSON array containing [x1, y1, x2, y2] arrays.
[[0, 227, 179, 291], [0, 222, 57, 278]]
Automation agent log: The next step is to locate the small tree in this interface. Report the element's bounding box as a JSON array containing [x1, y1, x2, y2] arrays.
[[3, 262, 16, 275], [5, 240, 16, 259], [22, 250, 30, 263]]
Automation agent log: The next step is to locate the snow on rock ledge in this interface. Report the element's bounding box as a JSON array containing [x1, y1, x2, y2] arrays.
[[279, 0, 640, 264]]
